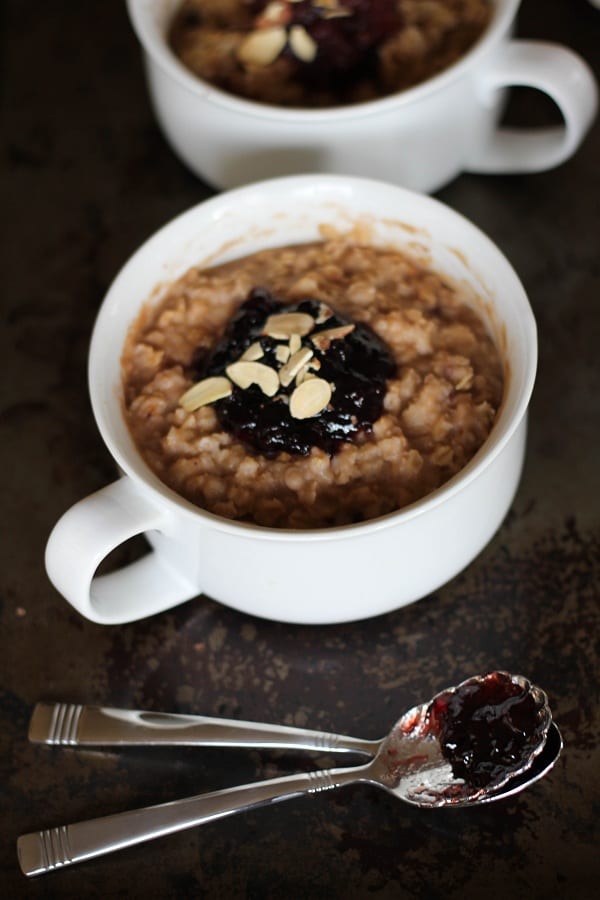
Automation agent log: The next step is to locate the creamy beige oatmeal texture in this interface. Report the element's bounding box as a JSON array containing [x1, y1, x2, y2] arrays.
[[122, 236, 504, 529], [169, 0, 492, 107]]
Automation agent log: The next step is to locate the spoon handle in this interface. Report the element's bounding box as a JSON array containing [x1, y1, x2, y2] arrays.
[[17, 765, 366, 877], [28, 702, 377, 755]]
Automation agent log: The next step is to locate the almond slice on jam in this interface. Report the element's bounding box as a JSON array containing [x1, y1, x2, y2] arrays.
[[263, 311, 315, 339], [289, 377, 332, 419], [179, 376, 232, 412], [310, 323, 355, 350], [275, 344, 291, 364], [278, 346, 314, 387], [315, 302, 334, 324], [288, 25, 318, 63], [295, 366, 315, 386], [240, 341, 265, 361], [258, 1, 292, 27], [226, 360, 279, 396], [237, 26, 287, 67]]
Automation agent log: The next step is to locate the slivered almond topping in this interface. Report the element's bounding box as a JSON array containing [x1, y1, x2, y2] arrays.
[[257, 1, 291, 27], [315, 303, 333, 324], [288, 25, 318, 63], [289, 333, 302, 354], [237, 27, 287, 67], [289, 377, 332, 419], [240, 341, 264, 361], [179, 376, 232, 412], [310, 323, 355, 350], [278, 346, 314, 387], [263, 311, 314, 339], [295, 366, 315, 386], [226, 361, 279, 396], [308, 357, 321, 371], [322, 6, 352, 18], [275, 344, 291, 364]]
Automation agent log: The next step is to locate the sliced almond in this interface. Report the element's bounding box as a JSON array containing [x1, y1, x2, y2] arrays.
[[315, 302, 333, 324], [288, 25, 318, 63], [308, 357, 321, 371], [240, 341, 264, 361], [322, 7, 352, 18], [237, 27, 287, 67], [278, 346, 314, 387], [310, 323, 355, 350], [226, 360, 279, 396], [257, 1, 291, 27], [275, 344, 291, 364], [289, 377, 332, 420], [263, 311, 314, 339], [179, 376, 232, 412], [289, 333, 302, 355], [295, 366, 315, 386]]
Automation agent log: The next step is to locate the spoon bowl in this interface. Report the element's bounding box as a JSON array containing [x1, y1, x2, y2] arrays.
[[338, 671, 552, 809], [480, 720, 562, 805]]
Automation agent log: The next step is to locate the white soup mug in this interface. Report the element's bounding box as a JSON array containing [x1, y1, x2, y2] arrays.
[[126, 0, 597, 192], [45, 175, 537, 625]]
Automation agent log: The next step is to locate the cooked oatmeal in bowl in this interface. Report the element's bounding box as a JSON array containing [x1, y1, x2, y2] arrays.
[[168, 0, 493, 108], [122, 238, 504, 528], [45, 175, 537, 625]]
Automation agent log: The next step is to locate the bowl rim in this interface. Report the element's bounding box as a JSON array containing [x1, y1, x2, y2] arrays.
[[89, 173, 537, 542], [125, 0, 519, 122]]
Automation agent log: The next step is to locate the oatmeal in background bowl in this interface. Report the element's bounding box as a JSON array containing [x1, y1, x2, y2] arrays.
[[169, 0, 492, 108], [122, 234, 504, 529]]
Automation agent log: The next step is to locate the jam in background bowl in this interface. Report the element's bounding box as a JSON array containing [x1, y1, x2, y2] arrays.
[[45, 174, 537, 626]]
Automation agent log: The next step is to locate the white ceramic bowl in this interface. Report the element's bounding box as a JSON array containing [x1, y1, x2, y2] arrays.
[[45, 175, 537, 625], [126, 0, 597, 192]]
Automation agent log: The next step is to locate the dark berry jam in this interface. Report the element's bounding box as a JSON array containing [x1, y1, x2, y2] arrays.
[[257, 0, 402, 92], [193, 287, 395, 457], [428, 672, 549, 788]]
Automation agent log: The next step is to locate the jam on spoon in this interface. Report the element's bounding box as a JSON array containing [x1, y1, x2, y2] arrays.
[[384, 671, 553, 805], [428, 670, 551, 789]]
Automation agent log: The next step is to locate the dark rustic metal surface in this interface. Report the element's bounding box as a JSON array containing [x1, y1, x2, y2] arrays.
[[1, 1, 599, 897]]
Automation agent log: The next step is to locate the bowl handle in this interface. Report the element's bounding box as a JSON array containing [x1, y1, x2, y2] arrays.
[[45, 478, 196, 625], [466, 40, 597, 173]]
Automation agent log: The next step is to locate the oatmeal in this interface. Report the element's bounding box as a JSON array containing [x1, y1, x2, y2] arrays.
[[168, 0, 492, 108], [122, 238, 504, 528]]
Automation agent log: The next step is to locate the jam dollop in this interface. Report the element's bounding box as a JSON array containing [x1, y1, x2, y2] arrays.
[[193, 287, 395, 457], [272, 0, 403, 90], [428, 672, 549, 788]]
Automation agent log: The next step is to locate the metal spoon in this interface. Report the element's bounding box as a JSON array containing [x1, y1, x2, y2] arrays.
[[18, 673, 560, 877], [28, 698, 379, 756], [25, 671, 552, 761]]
